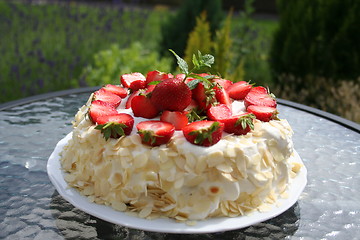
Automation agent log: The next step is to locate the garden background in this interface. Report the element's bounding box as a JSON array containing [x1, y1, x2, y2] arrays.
[[1, 0, 359, 122]]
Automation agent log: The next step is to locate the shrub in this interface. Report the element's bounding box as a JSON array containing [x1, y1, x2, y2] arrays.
[[270, 0, 360, 82], [270, 0, 360, 122], [80, 42, 173, 86], [159, 0, 224, 59]]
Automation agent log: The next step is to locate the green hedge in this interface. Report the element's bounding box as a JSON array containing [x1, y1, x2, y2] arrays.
[[270, 0, 360, 83]]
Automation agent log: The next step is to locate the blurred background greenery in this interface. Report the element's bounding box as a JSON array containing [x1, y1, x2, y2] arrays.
[[0, 0, 359, 122]]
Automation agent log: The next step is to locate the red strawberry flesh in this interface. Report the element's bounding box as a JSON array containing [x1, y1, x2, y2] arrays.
[[244, 87, 276, 108], [220, 113, 255, 135], [207, 104, 232, 121], [160, 111, 189, 130], [89, 100, 118, 124], [136, 120, 175, 146], [120, 72, 146, 91], [247, 105, 278, 122], [131, 95, 159, 119], [96, 113, 134, 135], [103, 84, 128, 98], [146, 70, 173, 85], [93, 88, 122, 108], [227, 81, 252, 100], [182, 120, 224, 147]]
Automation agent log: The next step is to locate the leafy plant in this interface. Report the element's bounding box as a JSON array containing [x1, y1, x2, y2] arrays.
[[81, 42, 173, 87]]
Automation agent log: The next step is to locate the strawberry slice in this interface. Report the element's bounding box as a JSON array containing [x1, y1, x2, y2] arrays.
[[93, 88, 122, 108], [136, 120, 175, 146], [207, 104, 232, 121], [249, 86, 268, 94], [89, 100, 118, 124], [120, 72, 146, 91], [227, 81, 252, 100], [247, 105, 278, 122], [160, 111, 189, 130], [213, 78, 233, 90], [146, 70, 173, 85], [244, 87, 277, 108], [182, 120, 224, 147], [220, 113, 255, 135], [131, 94, 159, 119], [125, 90, 139, 109], [95, 113, 134, 139], [214, 85, 231, 106], [103, 84, 128, 98], [150, 78, 192, 111]]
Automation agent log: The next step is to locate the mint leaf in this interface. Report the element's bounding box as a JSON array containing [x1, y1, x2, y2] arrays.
[[186, 79, 201, 90], [200, 54, 215, 68], [192, 53, 200, 69], [169, 49, 189, 75]]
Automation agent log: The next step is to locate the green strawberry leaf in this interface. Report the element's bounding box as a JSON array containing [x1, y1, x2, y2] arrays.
[[147, 81, 162, 85], [235, 113, 255, 130], [95, 122, 127, 140]]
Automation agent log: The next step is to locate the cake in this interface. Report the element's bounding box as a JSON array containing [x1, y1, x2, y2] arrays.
[[59, 52, 303, 222]]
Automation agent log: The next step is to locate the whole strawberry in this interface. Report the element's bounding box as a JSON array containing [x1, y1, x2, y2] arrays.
[[150, 78, 192, 111], [182, 120, 224, 147]]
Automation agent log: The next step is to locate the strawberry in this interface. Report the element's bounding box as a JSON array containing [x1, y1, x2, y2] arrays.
[[103, 84, 128, 98], [175, 73, 186, 81], [214, 85, 231, 106], [249, 86, 268, 94], [192, 82, 216, 111], [95, 113, 134, 139], [120, 72, 146, 91], [247, 105, 278, 122], [160, 111, 189, 130], [89, 100, 118, 124], [150, 78, 192, 111], [125, 90, 139, 109], [146, 70, 173, 85], [131, 94, 159, 119], [207, 104, 232, 121], [244, 87, 277, 108], [136, 120, 175, 146], [227, 81, 252, 100], [221, 113, 255, 135], [182, 120, 224, 147], [93, 88, 122, 108], [213, 78, 233, 90]]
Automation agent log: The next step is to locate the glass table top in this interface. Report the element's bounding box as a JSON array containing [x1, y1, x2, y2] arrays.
[[0, 90, 359, 239]]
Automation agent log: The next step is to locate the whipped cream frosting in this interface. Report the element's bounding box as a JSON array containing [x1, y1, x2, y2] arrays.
[[60, 94, 301, 221]]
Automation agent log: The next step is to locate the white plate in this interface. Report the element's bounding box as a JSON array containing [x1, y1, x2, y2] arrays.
[[47, 133, 307, 234]]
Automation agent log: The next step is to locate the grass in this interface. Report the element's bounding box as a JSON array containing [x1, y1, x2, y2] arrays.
[[0, 1, 278, 103]]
